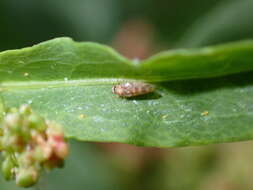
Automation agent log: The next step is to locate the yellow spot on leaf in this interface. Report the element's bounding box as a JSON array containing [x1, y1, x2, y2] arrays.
[[201, 111, 209, 116], [162, 115, 168, 119], [24, 72, 29, 77], [78, 114, 86, 119]]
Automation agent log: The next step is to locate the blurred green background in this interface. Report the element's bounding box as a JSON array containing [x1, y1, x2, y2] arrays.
[[1, 0, 253, 189]]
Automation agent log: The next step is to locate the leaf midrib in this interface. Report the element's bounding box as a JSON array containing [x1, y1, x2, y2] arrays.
[[0, 78, 144, 90]]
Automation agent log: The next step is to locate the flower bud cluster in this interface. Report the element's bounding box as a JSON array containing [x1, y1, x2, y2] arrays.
[[0, 105, 69, 187]]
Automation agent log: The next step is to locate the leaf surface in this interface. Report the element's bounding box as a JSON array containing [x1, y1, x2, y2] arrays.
[[0, 38, 253, 147]]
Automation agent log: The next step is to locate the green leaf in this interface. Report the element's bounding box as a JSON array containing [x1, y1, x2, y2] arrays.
[[0, 97, 4, 120], [0, 37, 253, 147]]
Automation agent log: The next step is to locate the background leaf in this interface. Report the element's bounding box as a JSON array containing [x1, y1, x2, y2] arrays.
[[177, 0, 253, 47], [0, 38, 253, 147]]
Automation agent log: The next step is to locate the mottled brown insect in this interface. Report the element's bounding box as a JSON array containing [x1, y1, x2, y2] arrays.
[[112, 82, 155, 97]]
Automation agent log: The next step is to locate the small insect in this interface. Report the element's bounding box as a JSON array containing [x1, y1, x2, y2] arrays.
[[112, 82, 155, 98]]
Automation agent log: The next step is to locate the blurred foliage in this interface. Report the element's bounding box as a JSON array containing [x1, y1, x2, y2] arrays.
[[177, 0, 253, 47], [2, 141, 253, 190], [1, 0, 253, 51], [1, 0, 253, 189], [0, 141, 125, 190]]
